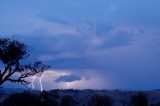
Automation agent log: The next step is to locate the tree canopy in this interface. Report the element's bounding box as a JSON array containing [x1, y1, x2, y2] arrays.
[[0, 38, 49, 86]]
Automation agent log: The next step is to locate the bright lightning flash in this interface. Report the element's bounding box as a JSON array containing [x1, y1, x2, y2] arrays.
[[29, 70, 69, 91], [30, 76, 37, 89], [39, 71, 47, 92]]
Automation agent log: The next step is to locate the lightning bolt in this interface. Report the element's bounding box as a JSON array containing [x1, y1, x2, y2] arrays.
[[39, 71, 47, 92], [39, 71, 59, 92], [29, 71, 68, 91], [28, 72, 47, 91], [29, 76, 37, 89], [31, 76, 36, 89]]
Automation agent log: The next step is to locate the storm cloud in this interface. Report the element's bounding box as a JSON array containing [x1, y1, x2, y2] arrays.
[[1, 0, 160, 90], [55, 74, 82, 83]]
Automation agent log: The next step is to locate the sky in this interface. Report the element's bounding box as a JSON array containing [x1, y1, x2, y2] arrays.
[[0, 0, 160, 90]]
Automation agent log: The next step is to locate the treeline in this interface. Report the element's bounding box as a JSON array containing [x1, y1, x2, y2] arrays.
[[1, 89, 159, 106]]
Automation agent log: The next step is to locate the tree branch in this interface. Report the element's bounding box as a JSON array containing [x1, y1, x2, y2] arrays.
[[7, 78, 30, 85], [1, 63, 11, 77]]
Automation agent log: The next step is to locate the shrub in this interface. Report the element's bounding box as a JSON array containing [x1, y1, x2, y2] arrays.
[[2, 92, 40, 106], [60, 95, 77, 106], [130, 92, 148, 106], [91, 94, 113, 106]]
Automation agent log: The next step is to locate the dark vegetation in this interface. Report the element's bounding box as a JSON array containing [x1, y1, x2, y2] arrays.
[[130, 92, 148, 106], [91, 94, 113, 106], [1, 89, 160, 106]]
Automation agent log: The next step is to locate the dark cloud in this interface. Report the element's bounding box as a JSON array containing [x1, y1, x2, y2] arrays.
[[1, 0, 160, 90], [38, 14, 72, 25], [55, 74, 82, 83]]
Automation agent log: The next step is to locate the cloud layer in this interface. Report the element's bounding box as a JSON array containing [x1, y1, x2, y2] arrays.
[[1, 0, 160, 90], [55, 74, 82, 83]]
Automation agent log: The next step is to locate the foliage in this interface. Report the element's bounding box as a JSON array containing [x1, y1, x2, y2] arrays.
[[91, 94, 113, 106], [130, 92, 148, 106], [0, 38, 49, 86], [60, 95, 77, 106], [40, 90, 59, 106], [2, 92, 40, 106], [2, 91, 60, 106]]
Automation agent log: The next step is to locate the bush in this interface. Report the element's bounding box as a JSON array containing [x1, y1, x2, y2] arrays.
[[60, 95, 77, 106], [2, 92, 40, 106], [91, 94, 113, 106], [2, 91, 60, 106], [40, 90, 59, 106], [130, 92, 148, 106]]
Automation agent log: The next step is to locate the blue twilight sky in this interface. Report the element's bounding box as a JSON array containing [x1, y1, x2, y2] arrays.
[[0, 0, 160, 90]]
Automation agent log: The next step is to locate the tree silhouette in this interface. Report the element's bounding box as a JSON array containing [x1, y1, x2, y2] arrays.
[[130, 92, 148, 106], [0, 38, 49, 86], [91, 94, 113, 106], [61, 95, 77, 106], [40, 91, 59, 106], [2, 92, 40, 106]]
